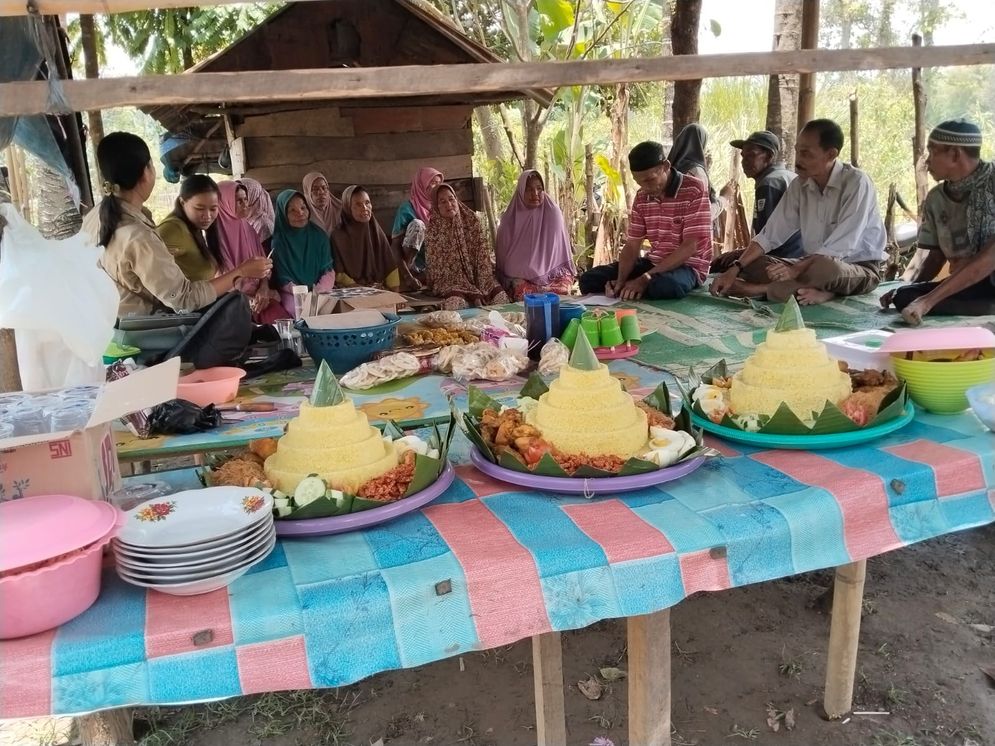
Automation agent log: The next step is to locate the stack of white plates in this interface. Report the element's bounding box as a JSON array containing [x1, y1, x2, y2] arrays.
[[113, 487, 275, 596]]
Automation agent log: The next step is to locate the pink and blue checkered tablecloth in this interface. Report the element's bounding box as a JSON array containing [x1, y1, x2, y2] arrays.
[[1, 409, 992, 718]]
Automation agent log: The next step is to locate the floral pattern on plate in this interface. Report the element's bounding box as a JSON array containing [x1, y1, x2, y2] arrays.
[[135, 501, 176, 523]]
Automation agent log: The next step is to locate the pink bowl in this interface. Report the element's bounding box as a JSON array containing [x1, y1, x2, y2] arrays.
[[176, 367, 246, 408], [0, 529, 116, 639]]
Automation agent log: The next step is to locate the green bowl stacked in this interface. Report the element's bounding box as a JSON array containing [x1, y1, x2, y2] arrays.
[[892, 354, 995, 414]]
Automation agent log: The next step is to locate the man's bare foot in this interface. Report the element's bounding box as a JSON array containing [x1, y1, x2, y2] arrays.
[[728, 279, 767, 298], [796, 287, 835, 305], [901, 305, 924, 326]]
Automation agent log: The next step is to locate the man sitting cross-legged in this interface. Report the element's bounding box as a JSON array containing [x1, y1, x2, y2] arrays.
[[710, 118, 886, 306]]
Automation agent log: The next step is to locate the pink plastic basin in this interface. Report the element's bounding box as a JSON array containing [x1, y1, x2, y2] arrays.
[[0, 529, 115, 639], [176, 367, 246, 408]]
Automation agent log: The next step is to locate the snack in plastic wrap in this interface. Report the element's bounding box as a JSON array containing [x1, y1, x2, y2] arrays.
[[340, 352, 421, 390], [420, 310, 464, 328], [446, 342, 528, 382], [401, 327, 479, 346], [538, 338, 569, 376]]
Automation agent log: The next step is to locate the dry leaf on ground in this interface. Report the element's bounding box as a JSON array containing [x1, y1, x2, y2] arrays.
[[578, 676, 604, 700], [599, 667, 627, 682]]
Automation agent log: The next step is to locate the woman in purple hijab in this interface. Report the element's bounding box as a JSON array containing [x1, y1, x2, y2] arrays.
[[495, 170, 575, 300]]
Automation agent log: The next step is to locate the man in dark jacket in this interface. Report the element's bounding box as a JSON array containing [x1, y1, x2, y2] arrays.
[[712, 130, 802, 271]]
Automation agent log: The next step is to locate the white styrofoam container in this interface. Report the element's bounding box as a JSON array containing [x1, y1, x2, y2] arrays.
[[823, 330, 894, 373]]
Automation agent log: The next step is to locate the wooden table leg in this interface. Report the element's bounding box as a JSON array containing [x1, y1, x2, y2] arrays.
[[76, 709, 135, 746], [824, 559, 867, 719], [628, 608, 672, 746], [532, 632, 567, 746]]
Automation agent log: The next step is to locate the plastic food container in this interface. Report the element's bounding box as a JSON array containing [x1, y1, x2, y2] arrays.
[[966, 382, 995, 430], [823, 330, 894, 373], [176, 367, 246, 408]]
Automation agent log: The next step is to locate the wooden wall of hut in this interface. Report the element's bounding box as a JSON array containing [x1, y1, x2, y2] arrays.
[[233, 102, 475, 230]]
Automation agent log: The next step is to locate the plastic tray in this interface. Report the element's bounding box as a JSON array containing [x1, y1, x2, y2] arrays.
[[690, 401, 916, 450]]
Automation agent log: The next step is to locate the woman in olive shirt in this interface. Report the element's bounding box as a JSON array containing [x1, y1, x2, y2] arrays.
[[156, 174, 224, 282]]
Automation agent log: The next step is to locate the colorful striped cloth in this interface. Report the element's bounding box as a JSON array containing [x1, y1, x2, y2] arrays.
[[1, 410, 991, 719]]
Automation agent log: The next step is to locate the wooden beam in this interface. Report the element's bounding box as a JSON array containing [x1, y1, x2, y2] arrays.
[[628, 608, 671, 746], [823, 560, 867, 720], [2, 44, 993, 116], [531, 633, 567, 746], [0, 0, 330, 15]]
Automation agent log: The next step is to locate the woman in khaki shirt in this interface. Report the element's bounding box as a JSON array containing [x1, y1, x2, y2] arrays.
[[82, 132, 271, 318]]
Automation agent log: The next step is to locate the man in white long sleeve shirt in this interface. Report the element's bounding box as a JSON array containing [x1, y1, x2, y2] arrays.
[[711, 119, 886, 305]]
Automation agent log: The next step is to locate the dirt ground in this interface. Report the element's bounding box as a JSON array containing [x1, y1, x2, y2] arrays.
[[3, 523, 993, 746]]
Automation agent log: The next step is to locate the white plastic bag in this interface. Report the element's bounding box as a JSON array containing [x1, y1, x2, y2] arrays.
[[0, 204, 118, 390]]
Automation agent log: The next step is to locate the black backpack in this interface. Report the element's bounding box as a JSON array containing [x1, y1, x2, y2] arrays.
[[164, 292, 254, 369]]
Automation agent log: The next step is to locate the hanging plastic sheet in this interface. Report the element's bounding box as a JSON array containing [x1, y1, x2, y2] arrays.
[[0, 16, 80, 205]]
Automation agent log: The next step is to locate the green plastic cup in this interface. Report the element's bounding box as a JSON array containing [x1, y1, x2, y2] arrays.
[[599, 315, 624, 347], [560, 317, 581, 349], [580, 313, 601, 347], [620, 314, 642, 343]]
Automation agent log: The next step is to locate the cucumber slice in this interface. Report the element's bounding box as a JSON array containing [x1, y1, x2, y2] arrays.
[[294, 475, 327, 507], [275, 505, 293, 518], [326, 489, 345, 507], [273, 496, 291, 509]]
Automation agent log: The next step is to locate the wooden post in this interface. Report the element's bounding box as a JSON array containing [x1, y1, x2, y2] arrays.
[[76, 710, 135, 746], [849, 93, 859, 166], [911, 33, 928, 214], [823, 560, 867, 720], [628, 608, 671, 746], [797, 0, 821, 131], [531, 632, 567, 746]]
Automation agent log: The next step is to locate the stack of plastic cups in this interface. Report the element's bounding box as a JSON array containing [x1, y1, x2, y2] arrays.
[[599, 315, 625, 351], [580, 312, 601, 348], [10, 402, 46, 436], [560, 318, 581, 348], [619, 312, 642, 349]]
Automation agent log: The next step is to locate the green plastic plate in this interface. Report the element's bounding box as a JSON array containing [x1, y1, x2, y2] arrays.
[[691, 401, 916, 450]]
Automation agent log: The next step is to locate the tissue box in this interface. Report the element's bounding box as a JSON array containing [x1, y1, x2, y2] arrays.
[[823, 330, 894, 373]]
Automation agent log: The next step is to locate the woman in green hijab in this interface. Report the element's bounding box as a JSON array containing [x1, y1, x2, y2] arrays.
[[272, 189, 336, 315]]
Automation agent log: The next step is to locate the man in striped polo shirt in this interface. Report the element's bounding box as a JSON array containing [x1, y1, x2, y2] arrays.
[[579, 140, 713, 301]]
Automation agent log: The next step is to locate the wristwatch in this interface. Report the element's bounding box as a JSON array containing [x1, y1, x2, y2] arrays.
[[643, 272, 653, 282], [732, 259, 745, 275]]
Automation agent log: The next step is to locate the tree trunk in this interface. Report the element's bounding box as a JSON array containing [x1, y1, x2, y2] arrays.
[[670, 0, 702, 135], [797, 0, 821, 132], [474, 106, 506, 161], [522, 100, 541, 170], [79, 14, 104, 150], [660, 5, 673, 145], [766, 0, 802, 168], [911, 33, 929, 214]]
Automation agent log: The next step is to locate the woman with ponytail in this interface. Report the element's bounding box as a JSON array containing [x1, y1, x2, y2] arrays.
[[82, 132, 272, 317]]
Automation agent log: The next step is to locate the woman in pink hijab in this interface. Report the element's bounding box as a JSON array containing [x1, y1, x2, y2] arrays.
[[495, 170, 575, 300], [238, 177, 276, 248], [302, 172, 343, 236], [390, 166, 443, 290], [217, 180, 289, 323]]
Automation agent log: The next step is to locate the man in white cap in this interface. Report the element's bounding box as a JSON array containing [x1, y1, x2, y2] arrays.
[[711, 118, 886, 305], [881, 119, 994, 324], [712, 130, 802, 272]]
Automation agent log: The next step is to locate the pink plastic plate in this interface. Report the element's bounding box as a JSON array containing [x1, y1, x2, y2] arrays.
[[275, 463, 456, 537], [881, 326, 995, 353], [594, 344, 639, 360], [0, 495, 120, 574]]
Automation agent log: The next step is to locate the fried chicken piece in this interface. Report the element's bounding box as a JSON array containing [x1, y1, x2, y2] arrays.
[[636, 401, 676, 430], [849, 368, 898, 390], [212, 458, 269, 488], [552, 452, 626, 475], [249, 438, 278, 460], [356, 451, 416, 501]]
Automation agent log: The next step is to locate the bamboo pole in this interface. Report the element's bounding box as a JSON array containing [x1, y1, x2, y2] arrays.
[[2, 44, 994, 117], [911, 33, 929, 214], [849, 92, 859, 167], [797, 0, 821, 130]]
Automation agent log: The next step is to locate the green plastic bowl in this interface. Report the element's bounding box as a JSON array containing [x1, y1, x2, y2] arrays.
[[892, 353, 995, 414]]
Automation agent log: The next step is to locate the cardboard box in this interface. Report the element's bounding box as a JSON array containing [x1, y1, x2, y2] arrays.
[[0, 358, 179, 502], [317, 288, 407, 315]]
